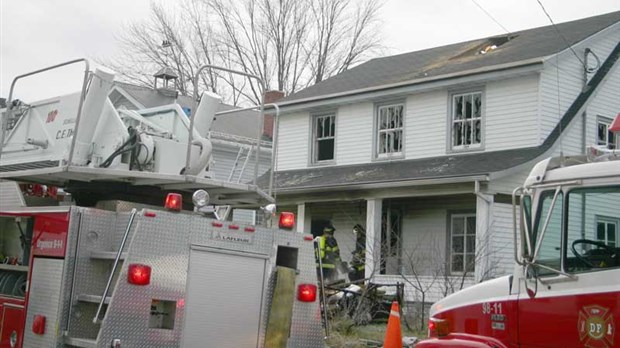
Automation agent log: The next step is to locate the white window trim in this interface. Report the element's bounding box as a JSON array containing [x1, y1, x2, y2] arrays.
[[595, 215, 619, 247], [310, 112, 337, 165], [374, 101, 405, 160], [448, 90, 484, 152], [449, 213, 476, 275], [596, 116, 616, 149]]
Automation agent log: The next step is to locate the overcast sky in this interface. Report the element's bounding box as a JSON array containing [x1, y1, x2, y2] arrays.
[[1, 0, 619, 101]]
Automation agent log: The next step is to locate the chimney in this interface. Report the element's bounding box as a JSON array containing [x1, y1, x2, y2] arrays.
[[263, 91, 284, 140]]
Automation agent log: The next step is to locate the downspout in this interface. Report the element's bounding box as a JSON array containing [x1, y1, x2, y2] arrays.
[[474, 180, 492, 281]]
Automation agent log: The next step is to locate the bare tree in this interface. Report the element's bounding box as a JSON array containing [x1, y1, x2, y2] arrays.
[[102, 0, 384, 105]]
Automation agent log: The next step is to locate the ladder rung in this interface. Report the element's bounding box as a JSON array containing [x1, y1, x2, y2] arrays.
[[63, 337, 97, 348], [90, 251, 127, 260], [77, 294, 111, 304]]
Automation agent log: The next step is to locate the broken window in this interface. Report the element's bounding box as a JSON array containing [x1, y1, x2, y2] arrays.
[[596, 116, 616, 149], [451, 91, 482, 150], [376, 103, 404, 158], [312, 113, 336, 163]]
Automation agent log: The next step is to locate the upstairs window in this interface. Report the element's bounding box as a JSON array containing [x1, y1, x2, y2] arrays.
[[451, 91, 482, 150], [376, 103, 404, 158], [596, 216, 618, 247], [312, 113, 336, 163], [596, 116, 616, 149]]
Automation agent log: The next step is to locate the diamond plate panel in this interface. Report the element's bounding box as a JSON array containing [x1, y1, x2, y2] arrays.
[[97, 211, 191, 348], [65, 209, 124, 341], [23, 258, 65, 348], [95, 211, 323, 348]]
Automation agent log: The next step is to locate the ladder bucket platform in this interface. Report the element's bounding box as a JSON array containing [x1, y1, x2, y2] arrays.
[[0, 60, 273, 207]]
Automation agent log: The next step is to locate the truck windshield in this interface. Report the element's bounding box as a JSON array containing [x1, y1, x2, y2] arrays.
[[532, 185, 620, 276]]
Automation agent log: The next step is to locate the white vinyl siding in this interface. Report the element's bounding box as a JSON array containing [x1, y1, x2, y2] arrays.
[[492, 203, 519, 276], [540, 23, 620, 154], [485, 74, 540, 150], [406, 91, 447, 159], [337, 102, 373, 165], [276, 112, 309, 170], [587, 64, 620, 148]]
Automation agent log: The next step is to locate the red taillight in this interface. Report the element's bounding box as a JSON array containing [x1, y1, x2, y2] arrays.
[[244, 226, 255, 232], [297, 284, 317, 302], [165, 193, 182, 211], [128, 264, 151, 286], [428, 318, 450, 337], [144, 210, 157, 217], [279, 212, 295, 229]]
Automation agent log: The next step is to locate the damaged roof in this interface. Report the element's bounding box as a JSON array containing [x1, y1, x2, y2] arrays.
[[268, 18, 620, 193], [280, 11, 620, 105]]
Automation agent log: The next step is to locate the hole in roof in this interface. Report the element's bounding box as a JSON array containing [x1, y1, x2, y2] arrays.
[[450, 35, 517, 60]]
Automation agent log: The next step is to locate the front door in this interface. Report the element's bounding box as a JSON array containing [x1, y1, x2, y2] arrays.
[[518, 185, 619, 347]]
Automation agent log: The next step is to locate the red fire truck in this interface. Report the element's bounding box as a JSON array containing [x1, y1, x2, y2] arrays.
[[418, 118, 620, 347], [0, 60, 323, 348]]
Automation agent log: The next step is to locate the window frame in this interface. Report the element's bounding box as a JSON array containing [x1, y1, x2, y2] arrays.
[[448, 213, 477, 275], [373, 101, 405, 160], [310, 111, 337, 165], [596, 116, 616, 149], [595, 215, 618, 247], [448, 89, 485, 152]]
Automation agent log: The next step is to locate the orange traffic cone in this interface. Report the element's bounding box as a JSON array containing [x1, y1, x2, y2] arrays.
[[383, 301, 403, 348]]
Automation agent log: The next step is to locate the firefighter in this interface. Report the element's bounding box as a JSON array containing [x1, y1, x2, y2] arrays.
[[348, 224, 366, 282], [317, 224, 341, 282]]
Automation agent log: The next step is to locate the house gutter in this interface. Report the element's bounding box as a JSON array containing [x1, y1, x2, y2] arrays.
[[275, 174, 489, 194]]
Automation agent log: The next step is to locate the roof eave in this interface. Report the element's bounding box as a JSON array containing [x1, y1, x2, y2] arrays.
[[276, 58, 544, 110], [275, 174, 490, 195]]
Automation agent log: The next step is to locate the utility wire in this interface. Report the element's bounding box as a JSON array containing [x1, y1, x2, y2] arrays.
[[470, 0, 510, 34], [535, 0, 587, 68]]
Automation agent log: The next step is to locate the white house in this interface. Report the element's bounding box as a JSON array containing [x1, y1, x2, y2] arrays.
[[270, 12, 620, 302]]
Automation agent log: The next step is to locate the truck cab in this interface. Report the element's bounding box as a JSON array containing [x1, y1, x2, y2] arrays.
[[418, 149, 620, 348]]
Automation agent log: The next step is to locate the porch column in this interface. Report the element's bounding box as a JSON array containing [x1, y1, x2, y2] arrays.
[[365, 198, 382, 279], [475, 193, 494, 282], [296, 203, 306, 233]]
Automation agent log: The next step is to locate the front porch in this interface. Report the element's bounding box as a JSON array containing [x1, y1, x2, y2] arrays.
[[281, 184, 516, 304]]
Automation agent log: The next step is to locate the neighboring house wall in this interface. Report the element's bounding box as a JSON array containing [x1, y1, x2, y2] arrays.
[[540, 22, 620, 150], [210, 141, 272, 183]]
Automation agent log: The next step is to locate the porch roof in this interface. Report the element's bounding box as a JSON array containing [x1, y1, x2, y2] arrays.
[[270, 146, 542, 192]]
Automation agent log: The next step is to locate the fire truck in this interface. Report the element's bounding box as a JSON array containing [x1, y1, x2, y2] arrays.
[[418, 117, 620, 347], [0, 60, 323, 348]]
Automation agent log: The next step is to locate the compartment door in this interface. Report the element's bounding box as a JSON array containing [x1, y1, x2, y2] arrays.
[[1, 304, 25, 348], [181, 246, 268, 348]]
